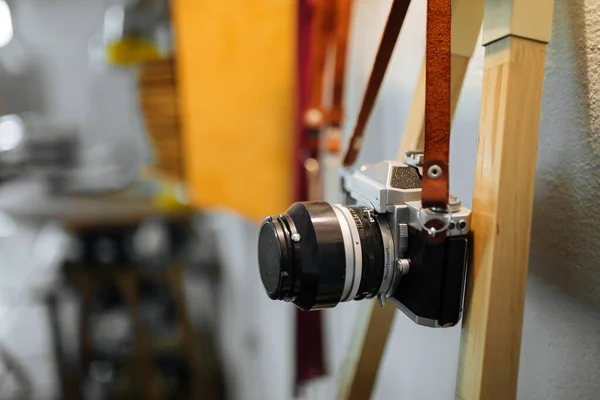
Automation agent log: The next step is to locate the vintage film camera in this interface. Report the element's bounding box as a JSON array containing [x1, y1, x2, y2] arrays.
[[257, 157, 471, 327]]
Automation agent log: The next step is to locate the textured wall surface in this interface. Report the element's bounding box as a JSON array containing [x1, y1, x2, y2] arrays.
[[519, 0, 600, 397], [529, 0, 600, 309]]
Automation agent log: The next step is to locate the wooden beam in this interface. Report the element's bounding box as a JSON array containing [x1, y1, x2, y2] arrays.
[[338, 2, 484, 399], [338, 303, 396, 400], [397, 0, 484, 158], [456, 0, 553, 397], [397, 62, 425, 155], [456, 35, 551, 400], [397, 53, 471, 156], [482, 0, 553, 45]]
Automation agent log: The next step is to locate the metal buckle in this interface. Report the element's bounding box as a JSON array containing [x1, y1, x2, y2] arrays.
[[404, 150, 424, 167], [417, 206, 452, 237]]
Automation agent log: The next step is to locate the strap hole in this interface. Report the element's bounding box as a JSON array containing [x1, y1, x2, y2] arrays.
[[427, 165, 442, 179]]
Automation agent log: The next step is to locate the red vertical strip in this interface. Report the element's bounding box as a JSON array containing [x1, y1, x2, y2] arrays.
[[294, 0, 326, 394]]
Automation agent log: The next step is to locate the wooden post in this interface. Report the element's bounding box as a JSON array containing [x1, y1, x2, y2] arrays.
[[456, 0, 553, 399], [338, 2, 483, 399], [337, 302, 396, 400]]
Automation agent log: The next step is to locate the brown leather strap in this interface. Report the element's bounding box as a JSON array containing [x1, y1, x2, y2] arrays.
[[422, 0, 451, 211], [342, 0, 411, 167], [329, 0, 353, 128], [304, 0, 336, 131]]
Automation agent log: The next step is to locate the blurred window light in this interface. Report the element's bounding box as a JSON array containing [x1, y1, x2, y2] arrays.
[[0, 1, 13, 48], [103, 5, 125, 44], [0, 115, 24, 152]]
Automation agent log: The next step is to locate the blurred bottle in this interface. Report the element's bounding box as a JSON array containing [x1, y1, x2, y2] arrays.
[[0, 0, 30, 75], [101, 0, 173, 68]]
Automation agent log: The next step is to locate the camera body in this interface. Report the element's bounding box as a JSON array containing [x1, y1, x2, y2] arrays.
[[342, 161, 470, 327], [257, 160, 471, 328]]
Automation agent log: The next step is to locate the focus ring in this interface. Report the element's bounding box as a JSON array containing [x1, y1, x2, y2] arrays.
[[332, 205, 363, 302], [348, 208, 384, 300]]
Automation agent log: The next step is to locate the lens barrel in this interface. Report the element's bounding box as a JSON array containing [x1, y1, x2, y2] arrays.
[[257, 201, 385, 311]]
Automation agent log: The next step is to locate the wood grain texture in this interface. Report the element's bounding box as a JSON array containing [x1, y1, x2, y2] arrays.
[[397, 63, 426, 157], [452, 0, 485, 57], [456, 36, 548, 400], [338, 303, 396, 400], [482, 0, 554, 45], [138, 58, 183, 180], [172, 0, 295, 222]]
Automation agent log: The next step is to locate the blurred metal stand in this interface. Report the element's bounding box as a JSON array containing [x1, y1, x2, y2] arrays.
[[44, 210, 225, 400]]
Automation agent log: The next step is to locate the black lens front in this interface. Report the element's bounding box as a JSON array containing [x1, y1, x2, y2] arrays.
[[258, 222, 283, 295], [257, 202, 386, 310], [258, 202, 346, 310], [258, 216, 294, 300]]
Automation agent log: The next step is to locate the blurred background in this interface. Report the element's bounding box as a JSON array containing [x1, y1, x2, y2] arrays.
[[0, 0, 598, 399]]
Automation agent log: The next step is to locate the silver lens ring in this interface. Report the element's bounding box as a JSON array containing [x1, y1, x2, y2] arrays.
[[376, 215, 396, 298], [331, 205, 355, 301], [332, 205, 363, 302]]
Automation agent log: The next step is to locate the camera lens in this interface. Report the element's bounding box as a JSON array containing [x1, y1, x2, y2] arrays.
[[257, 201, 387, 311]]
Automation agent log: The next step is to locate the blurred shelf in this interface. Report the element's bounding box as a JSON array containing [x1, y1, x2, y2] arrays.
[[0, 180, 192, 227]]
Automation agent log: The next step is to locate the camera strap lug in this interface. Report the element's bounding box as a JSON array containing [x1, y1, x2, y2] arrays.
[[404, 151, 424, 167]]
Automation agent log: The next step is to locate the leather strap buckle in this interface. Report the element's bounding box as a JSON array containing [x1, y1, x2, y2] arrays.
[[418, 206, 452, 238]]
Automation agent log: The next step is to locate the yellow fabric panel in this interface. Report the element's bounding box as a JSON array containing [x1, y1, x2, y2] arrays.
[[172, 0, 296, 223]]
